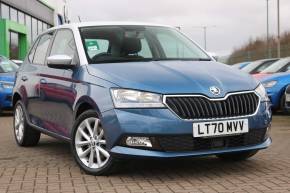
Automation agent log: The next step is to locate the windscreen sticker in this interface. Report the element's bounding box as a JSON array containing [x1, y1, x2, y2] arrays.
[[85, 40, 100, 51]]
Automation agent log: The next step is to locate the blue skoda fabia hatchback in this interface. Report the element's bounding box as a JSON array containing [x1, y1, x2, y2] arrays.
[[13, 22, 272, 175]]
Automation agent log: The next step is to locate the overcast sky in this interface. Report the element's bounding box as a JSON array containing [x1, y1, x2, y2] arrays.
[[68, 0, 290, 56]]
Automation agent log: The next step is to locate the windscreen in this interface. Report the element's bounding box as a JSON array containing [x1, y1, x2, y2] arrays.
[[241, 59, 277, 74], [262, 58, 290, 73], [253, 60, 278, 73], [79, 26, 211, 64], [0, 56, 19, 73]]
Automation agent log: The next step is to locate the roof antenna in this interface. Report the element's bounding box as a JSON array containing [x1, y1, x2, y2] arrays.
[[78, 16, 82, 22]]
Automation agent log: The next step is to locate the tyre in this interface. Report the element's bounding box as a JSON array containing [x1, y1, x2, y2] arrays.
[[13, 101, 41, 146], [279, 95, 290, 115], [71, 110, 116, 175], [216, 150, 258, 161]]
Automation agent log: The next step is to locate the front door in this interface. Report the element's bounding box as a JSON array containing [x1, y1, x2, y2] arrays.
[[37, 29, 79, 138]]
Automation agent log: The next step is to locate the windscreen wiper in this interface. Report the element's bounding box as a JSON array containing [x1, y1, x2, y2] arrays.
[[152, 58, 212, 61]]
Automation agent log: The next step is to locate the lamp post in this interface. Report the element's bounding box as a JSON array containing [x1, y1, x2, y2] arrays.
[[192, 26, 216, 51], [203, 26, 207, 51], [277, 0, 281, 58], [266, 0, 270, 58]]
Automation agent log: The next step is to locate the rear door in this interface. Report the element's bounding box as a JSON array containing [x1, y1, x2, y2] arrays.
[[20, 32, 54, 124], [37, 29, 79, 137]]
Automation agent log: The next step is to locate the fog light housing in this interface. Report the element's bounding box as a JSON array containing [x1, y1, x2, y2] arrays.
[[125, 137, 152, 147]]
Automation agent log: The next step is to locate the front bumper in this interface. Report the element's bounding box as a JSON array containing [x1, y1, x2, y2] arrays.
[[110, 137, 271, 158], [0, 89, 13, 110], [101, 101, 272, 158], [267, 91, 281, 109], [266, 86, 284, 109]]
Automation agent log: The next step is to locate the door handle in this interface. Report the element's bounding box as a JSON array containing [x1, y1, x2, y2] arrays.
[[40, 79, 47, 84], [21, 76, 28, 82]]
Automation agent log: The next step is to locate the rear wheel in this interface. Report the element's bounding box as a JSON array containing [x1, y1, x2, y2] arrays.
[[216, 150, 258, 161], [13, 101, 41, 146], [71, 110, 116, 175]]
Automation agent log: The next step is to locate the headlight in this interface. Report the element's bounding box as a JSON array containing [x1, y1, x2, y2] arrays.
[[255, 84, 269, 102], [111, 89, 164, 108], [262, 80, 277, 88], [0, 81, 14, 90]]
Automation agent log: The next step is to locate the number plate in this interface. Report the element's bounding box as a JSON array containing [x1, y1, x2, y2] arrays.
[[193, 119, 249, 138]]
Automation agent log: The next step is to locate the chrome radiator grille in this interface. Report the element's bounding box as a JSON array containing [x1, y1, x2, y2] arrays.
[[165, 92, 260, 120]]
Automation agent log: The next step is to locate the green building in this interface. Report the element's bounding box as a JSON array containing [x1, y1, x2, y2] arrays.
[[0, 0, 67, 60]]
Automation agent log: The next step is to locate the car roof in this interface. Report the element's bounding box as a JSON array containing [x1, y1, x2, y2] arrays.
[[256, 58, 278, 62], [48, 21, 174, 31]]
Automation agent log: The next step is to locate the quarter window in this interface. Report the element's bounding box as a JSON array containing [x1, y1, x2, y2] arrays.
[[33, 33, 53, 65], [28, 38, 40, 62], [50, 29, 78, 64]]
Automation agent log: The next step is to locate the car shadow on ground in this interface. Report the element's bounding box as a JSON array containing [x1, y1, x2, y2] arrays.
[[34, 137, 264, 177], [114, 156, 264, 177]]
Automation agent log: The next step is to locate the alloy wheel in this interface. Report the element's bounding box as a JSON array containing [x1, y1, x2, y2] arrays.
[[14, 105, 25, 142], [75, 117, 110, 169]]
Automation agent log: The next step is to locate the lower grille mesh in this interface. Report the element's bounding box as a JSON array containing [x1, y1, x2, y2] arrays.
[[156, 128, 266, 152]]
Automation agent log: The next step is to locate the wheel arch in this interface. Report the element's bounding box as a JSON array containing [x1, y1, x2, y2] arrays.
[[12, 92, 22, 108], [74, 96, 101, 120]]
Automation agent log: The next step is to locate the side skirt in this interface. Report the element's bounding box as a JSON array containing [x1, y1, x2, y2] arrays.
[[28, 122, 71, 142]]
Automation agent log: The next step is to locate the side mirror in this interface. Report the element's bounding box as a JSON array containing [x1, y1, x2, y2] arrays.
[[47, 55, 74, 69]]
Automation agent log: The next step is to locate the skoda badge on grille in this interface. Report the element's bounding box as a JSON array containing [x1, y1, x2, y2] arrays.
[[210, 86, 221, 96]]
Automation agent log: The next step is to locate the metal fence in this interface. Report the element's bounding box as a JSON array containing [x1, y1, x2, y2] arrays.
[[226, 44, 290, 64]]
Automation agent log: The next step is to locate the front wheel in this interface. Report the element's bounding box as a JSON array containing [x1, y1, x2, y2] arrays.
[[216, 150, 258, 161], [71, 110, 116, 175]]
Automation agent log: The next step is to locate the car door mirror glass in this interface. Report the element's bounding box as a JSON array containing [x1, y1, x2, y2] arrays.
[[47, 55, 74, 69]]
